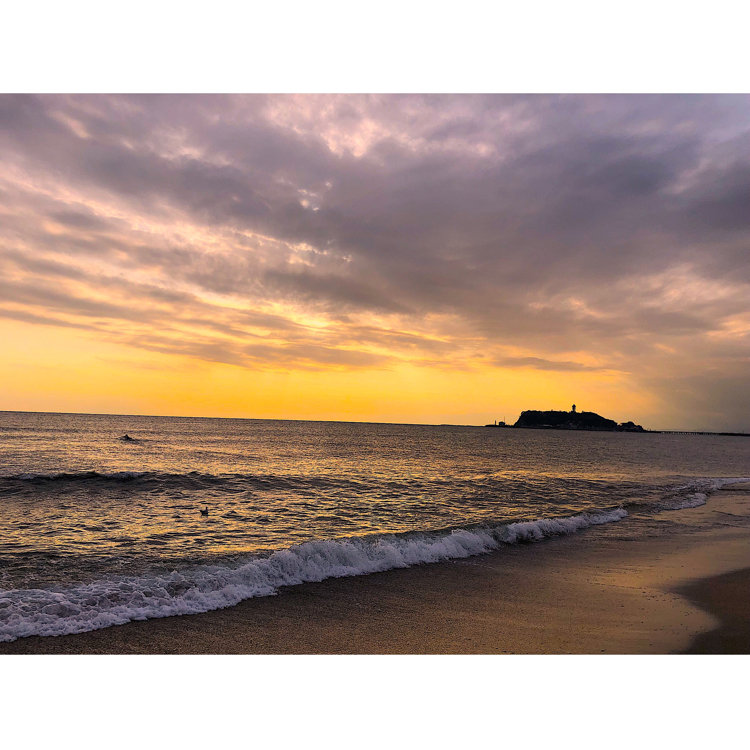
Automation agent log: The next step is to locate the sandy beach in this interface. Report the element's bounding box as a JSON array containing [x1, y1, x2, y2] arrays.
[[3, 484, 750, 655]]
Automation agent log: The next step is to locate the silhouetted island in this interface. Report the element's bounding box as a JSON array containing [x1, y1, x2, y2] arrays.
[[484, 405, 645, 431], [512, 406, 645, 432]]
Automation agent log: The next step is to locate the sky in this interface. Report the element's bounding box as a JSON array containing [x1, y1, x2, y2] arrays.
[[1, 93, 750, 430]]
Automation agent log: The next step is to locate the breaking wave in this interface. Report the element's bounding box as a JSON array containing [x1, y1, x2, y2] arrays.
[[0, 507, 626, 642], [657, 477, 750, 510], [667, 492, 708, 509]]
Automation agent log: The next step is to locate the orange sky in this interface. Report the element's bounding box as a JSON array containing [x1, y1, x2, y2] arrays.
[[0, 316, 659, 426]]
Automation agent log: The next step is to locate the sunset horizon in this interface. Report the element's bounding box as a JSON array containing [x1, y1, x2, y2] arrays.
[[0, 404, 733, 433]]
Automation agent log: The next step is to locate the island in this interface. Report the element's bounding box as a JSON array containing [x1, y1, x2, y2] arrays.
[[487, 405, 645, 432]]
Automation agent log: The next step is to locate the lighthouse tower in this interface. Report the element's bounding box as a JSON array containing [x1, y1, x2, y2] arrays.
[[571, 404, 576, 413]]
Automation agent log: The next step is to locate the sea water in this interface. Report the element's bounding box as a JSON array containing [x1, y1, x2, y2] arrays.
[[1, 411, 748, 641]]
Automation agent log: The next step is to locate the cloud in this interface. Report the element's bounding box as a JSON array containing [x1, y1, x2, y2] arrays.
[[2, 94, 750, 426], [491, 356, 607, 372]]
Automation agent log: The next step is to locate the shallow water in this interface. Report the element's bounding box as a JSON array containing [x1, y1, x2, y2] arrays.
[[1, 411, 748, 640]]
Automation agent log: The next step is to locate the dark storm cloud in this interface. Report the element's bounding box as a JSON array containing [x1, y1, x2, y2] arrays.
[[2, 94, 750, 427]]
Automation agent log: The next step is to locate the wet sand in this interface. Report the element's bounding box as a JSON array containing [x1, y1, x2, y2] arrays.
[[3, 485, 750, 654], [679, 568, 750, 654]]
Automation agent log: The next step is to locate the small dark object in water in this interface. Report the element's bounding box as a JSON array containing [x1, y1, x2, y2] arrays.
[[120, 434, 134, 441], [200, 506, 209, 516]]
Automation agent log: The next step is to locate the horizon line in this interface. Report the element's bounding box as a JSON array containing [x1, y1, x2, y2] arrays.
[[1, 408, 747, 435]]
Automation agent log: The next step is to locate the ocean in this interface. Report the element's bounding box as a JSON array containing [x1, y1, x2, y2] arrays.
[[1, 410, 748, 642]]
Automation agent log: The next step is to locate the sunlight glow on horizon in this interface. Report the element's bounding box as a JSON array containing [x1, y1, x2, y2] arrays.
[[0, 317, 659, 427]]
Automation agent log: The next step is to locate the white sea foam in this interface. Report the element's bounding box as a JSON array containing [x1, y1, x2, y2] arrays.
[[668, 492, 708, 509], [0, 507, 627, 642], [662, 477, 750, 510]]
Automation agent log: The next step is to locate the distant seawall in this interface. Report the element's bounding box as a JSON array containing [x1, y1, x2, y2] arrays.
[[652, 430, 750, 437]]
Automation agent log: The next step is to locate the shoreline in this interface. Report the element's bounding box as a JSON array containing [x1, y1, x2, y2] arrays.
[[3, 486, 750, 655]]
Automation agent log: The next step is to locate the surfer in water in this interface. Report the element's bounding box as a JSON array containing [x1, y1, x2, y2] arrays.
[[120, 434, 134, 441], [200, 506, 209, 516]]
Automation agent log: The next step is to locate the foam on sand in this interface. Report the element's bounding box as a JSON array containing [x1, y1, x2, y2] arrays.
[[661, 477, 750, 510]]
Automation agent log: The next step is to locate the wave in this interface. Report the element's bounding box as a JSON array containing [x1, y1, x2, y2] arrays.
[[656, 477, 750, 510], [3, 470, 154, 482], [0, 507, 627, 642], [0, 469, 371, 491], [664, 492, 708, 509]]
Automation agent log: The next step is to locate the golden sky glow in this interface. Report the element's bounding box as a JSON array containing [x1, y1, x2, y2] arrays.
[[0, 317, 662, 425]]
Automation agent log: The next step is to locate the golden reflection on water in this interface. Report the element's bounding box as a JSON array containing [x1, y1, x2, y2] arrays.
[[2, 412, 749, 589]]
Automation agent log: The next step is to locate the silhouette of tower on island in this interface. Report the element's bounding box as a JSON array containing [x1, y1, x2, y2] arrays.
[[571, 404, 576, 413]]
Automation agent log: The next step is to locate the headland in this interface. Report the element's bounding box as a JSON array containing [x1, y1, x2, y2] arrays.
[[486, 406, 645, 431], [486, 407, 750, 436]]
